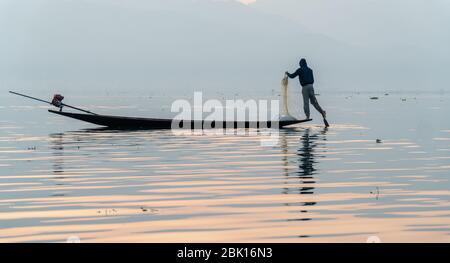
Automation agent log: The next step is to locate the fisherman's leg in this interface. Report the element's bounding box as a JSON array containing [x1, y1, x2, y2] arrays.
[[309, 87, 325, 116], [302, 87, 311, 119]]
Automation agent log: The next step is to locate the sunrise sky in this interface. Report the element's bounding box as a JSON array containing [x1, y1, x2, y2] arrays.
[[238, 0, 257, 4]]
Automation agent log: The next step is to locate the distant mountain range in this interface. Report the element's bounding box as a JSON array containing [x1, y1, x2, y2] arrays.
[[0, 0, 448, 96]]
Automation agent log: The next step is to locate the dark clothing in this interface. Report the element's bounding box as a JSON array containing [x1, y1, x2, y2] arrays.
[[287, 60, 325, 119], [302, 84, 324, 118], [287, 66, 314, 87]]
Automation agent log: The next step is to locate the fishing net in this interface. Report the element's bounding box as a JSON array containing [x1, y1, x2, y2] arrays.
[[280, 74, 296, 121]]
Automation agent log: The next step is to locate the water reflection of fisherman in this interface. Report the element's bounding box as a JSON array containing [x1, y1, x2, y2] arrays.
[[280, 128, 327, 227], [281, 127, 328, 195], [298, 128, 319, 178]]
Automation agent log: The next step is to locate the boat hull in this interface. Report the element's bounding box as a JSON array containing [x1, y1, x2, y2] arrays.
[[49, 110, 312, 129]]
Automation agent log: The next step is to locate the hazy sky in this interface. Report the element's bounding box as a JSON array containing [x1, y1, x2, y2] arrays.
[[250, 0, 450, 48], [0, 0, 448, 96]]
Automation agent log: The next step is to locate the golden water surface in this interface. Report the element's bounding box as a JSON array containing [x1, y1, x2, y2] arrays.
[[0, 94, 449, 242]]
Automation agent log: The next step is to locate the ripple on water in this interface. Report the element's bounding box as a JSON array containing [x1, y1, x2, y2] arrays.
[[0, 120, 449, 242]]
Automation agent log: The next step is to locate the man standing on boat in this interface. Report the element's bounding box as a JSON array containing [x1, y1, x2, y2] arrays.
[[286, 58, 329, 127]]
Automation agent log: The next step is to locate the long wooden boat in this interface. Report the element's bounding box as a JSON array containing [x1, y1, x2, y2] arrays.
[[49, 110, 312, 129]]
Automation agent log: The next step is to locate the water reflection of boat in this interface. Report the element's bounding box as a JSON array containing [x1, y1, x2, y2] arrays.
[[50, 133, 65, 176], [49, 133, 68, 197]]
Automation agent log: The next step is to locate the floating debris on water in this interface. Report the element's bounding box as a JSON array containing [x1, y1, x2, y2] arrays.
[[140, 207, 159, 214], [97, 209, 118, 216], [401, 98, 407, 101], [370, 187, 380, 200], [376, 139, 382, 143], [370, 97, 379, 100]]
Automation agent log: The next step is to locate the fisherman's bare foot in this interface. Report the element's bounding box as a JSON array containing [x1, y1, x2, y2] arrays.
[[323, 117, 330, 127]]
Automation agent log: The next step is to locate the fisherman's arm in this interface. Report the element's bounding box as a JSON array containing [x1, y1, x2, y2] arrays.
[[285, 69, 299, 79]]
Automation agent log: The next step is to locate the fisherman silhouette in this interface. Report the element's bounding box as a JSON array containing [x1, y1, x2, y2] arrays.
[[286, 59, 329, 127]]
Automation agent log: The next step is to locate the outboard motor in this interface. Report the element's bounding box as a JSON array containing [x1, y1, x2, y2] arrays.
[[52, 94, 65, 111]]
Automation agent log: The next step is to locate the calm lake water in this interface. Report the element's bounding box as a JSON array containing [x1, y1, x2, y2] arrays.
[[0, 92, 449, 242]]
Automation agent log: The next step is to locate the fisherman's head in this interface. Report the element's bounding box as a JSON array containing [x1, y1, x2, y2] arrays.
[[299, 58, 307, 67]]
